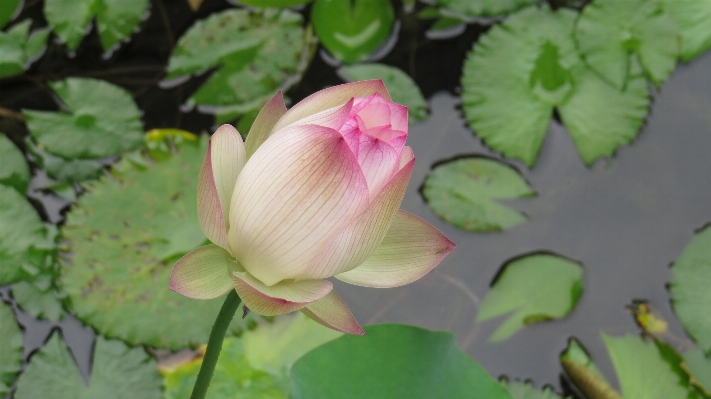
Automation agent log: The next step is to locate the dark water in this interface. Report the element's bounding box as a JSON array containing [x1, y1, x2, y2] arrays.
[[2, 0, 711, 395]]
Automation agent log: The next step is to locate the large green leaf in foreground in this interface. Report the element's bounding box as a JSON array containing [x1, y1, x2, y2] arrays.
[[422, 157, 534, 232], [290, 324, 513, 399], [502, 380, 567, 399], [166, 9, 312, 123], [14, 331, 162, 399], [461, 5, 649, 166], [0, 301, 22, 398], [0, 20, 49, 79], [670, 224, 711, 353], [657, 0, 711, 61], [575, 0, 679, 88], [477, 253, 583, 342], [433, 0, 537, 17], [682, 349, 711, 395], [61, 137, 255, 349], [43, 0, 148, 51]]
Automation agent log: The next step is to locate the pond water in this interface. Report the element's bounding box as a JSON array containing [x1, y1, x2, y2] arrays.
[[2, 0, 711, 396]]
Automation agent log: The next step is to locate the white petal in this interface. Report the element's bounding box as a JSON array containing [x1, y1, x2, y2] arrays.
[[210, 125, 246, 230], [245, 91, 287, 158], [170, 245, 242, 299], [233, 272, 332, 316]]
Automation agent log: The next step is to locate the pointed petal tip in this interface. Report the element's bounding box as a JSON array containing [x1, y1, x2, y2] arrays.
[[214, 124, 240, 136]]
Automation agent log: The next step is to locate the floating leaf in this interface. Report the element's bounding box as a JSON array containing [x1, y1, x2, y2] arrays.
[[502, 380, 567, 399], [165, 9, 312, 123], [163, 313, 340, 399], [25, 138, 105, 183], [0, 20, 49, 79], [682, 349, 711, 395], [477, 253, 583, 342], [311, 0, 394, 63], [0, 185, 52, 286], [657, 0, 711, 61], [14, 331, 162, 399], [461, 5, 650, 166], [12, 270, 65, 322], [560, 339, 622, 399], [43, 0, 149, 51], [0, 301, 22, 398], [290, 324, 514, 399], [338, 63, 427, 122], [575, 0, 679, 88], [670, 224, 711, 354], [0, 0, 21, 28], [422, 157, 534, 232], [0, 133, 29, 194], [238, 0, 312, 6], [60, 136, 256, 349], [433, 0, 538, 17]]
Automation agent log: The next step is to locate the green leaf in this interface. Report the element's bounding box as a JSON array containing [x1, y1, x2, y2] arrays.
[[289, 324, 514, 399], [0, 185, 52, 286], [338, 63, 428, 122], [0, 0, 21, 28], [477, 253, 583, 342], [657, 0, 711, 61], [166, 9, 312, 120], [311, 0, 394, 63], [163, 313, 340, 399], [670, 224, 711, 354], [602, 334, 689, 399], [0, 20, 49, 79], [575, 0, 679, 88], [238, 0, 312, 6], [24, 78, 144, 160], [26, 138, 105, 183], [14, 331, 162, 399], [502, 380, 567, 399], [433, 0, 538, 17], [60, 137, 256, 349], [43, 0, 148, 51], [12, 270, 66, 322], [0, 301, 23, 398], [422, 157, 534, 232], [461, 5, 650, 166], [0, 133, 29, 194], [682, 349, 711, 395], [560, 339, 622, 399]]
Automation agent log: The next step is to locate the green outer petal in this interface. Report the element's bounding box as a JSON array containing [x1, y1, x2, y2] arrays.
[[170, 245, 241, 300]]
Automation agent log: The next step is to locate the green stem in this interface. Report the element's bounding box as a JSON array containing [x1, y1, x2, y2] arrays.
[[190, 290, 242, 399]]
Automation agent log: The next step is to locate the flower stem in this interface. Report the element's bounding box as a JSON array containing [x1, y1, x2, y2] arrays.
[[190, 290, 242, 399]]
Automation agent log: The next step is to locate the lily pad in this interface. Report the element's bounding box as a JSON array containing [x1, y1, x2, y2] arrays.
[[289, 324, 514, 399], [502, 380, 567, 399], [670, 224, 711, 353], [25, 137, 105, 183], [682, 349, 711, 395], [14, 331, 162, 399], [0, 0, 21, 28], [165, 9, 312, 123], [24, 78, 144, 160], [560, 339, 622, 399], [0, 301, 22, 398], [238, 0, 312, 6], [657, 0, 711, 61], [311, 0, 394, 63], [0, 133, 29, 194], [162, 313, 340, 399], [12, 262, 65, 322], [574, 0, 679, 88], [43, 0, 149, 51], [0, 20, 49, 79], [338, 63, 427, 122], [60, 136, 256, 349], [433, 0, 538, 18], [461, 5, 650, 166], [477, 253, 583, 342], [422, 157, 534, 232], [0, 185, 53, 286]]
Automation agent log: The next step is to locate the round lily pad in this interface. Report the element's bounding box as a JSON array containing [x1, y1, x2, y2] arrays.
[[14, 331, 162, 399], [422, 157, 534, 232], [477, 252, 583, 342], [0, 300, 22, 398], [60, 137, 256, 349], [0, 20, 49, 79]]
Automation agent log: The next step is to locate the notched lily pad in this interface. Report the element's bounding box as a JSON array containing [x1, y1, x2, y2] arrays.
[[0, 300, 23, 398], [433, 0, 538, 18], [14, 331, 162, 399], [422, 157, 534, 232], [165, 8, 313, 124], [60, 136, 257, 349], [477, 252, 583, 342], [657, 0, 711, 61], [0, 20, 49, 79]]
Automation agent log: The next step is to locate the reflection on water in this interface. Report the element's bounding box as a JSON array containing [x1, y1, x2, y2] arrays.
[[335, 51, 711, 389]]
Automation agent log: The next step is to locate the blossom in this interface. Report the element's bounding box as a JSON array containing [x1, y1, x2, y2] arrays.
[[170, 80, 455, 334]]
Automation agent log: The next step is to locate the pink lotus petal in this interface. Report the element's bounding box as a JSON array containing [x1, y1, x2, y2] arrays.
[[281, 98, 354, 132], [358, 135, 401, 200], [336, 210, 455, 288], [228, 124, 369, 286], [170, 245, 241, 299], [356, 93, 391, 129], [399, 146, 414, 169], [245, 91, 287, 158], [388, 103, 408, 132], [233, 272, 332, 316], [301, 157, 414, 279], [272, 80, 392, 132], [301, 291, 364, 335]]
